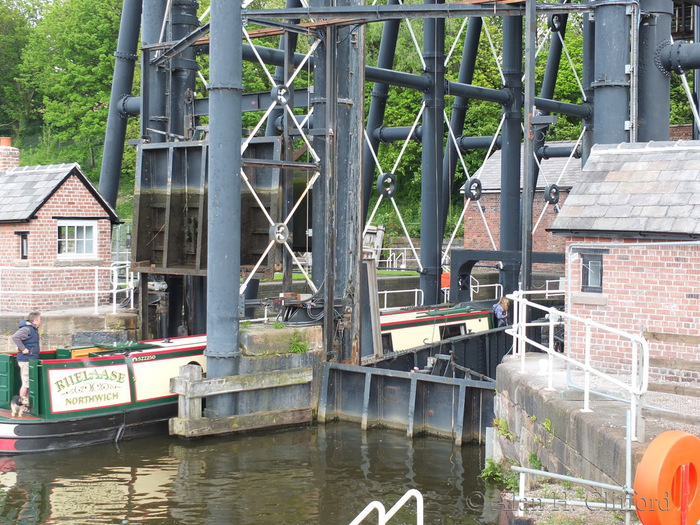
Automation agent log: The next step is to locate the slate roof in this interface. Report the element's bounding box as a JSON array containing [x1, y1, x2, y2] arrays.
[[0, 163, 119, 223], [473, 141, 583, 191], [550, 141, 700, 238]]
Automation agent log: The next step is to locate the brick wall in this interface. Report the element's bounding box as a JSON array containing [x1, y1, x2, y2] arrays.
[[565, 237, 700, 382], [0, 175, 114, 312], [669, 124, 693, 141], [463, 191, 568, 273], [0, 137, 20, 171]]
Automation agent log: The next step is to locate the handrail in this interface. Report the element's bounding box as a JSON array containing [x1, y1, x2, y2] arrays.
[[507, 290, 649, 441], [349, 489, 424, 525], [378, 288, 424, 310], [0, 262, 136, 315]]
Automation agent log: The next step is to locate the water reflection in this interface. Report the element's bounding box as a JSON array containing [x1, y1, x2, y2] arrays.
[[0, 423, 500, 524]]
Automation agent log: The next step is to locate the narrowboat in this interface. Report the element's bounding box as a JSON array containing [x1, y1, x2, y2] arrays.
[[380, 304, 493, 352], [0, 335, 206, 454]]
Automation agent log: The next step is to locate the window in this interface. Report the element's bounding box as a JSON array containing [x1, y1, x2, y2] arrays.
[[20, 234, 28, 259], [582, 253, 603, 293], [15, 231, 29, 260], [57, 220, 96, 258]]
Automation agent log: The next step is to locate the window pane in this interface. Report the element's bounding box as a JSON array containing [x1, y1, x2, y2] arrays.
[[589, 260, 602, 287], [57, 222, 96, 256]]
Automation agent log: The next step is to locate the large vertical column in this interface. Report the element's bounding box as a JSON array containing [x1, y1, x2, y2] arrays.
[[170, 0, 199, 138], [205, 0, 243, 416], [521, 11, 568, 291], [361, 0, 400, 221], [310, 0, 326, 292], [99, 0, 142, 208], [521, 0, 537, 293], [420, 0, 445, 306], [334, 8, 365, 362], [637, 0, 673, 142], [141, 0, 169, 143], [592, 2, 630, 144], [582, 12, 595, 163], [500, 15, 522, 295]]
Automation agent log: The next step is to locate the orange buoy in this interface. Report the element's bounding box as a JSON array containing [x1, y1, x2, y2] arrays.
[[633, 430, 700, 525]]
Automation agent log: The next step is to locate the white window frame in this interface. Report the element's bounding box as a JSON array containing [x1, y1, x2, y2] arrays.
[[57, 219, 98, 259]]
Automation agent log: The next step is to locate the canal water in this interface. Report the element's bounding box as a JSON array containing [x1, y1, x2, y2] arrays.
[[0, 423, 502, 524]]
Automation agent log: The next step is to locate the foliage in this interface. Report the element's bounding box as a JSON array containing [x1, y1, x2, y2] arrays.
[[17, 0, 123, 182], [493, 417, 516, 440], [0, 0, 42, 138], [542, 418, 553, 434], [273, 320, 285, 329], [289, 331, 308, 353], [480, 458, 520, 492], [529, 452, 542, 470]]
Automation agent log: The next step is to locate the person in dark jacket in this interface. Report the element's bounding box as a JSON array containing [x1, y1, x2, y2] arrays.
[[11, 312, 42, 399]]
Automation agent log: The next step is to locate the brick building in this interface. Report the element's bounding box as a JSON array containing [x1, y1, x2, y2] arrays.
[[0, 139, 119, 312], [463, 141, 582, 274], [550, 141, 700, 384]]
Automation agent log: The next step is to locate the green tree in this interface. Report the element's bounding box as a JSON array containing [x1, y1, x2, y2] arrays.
[[18, 0, 123, 180], [0, 0, 47, 139]]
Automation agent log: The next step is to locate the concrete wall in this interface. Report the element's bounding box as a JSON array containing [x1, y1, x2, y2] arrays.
[[493, 356, 644, 489], [0, 310, 139, 352]]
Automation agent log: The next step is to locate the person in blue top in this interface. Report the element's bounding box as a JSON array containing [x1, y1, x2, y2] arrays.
[[11, 312, 42, 399], [492, 297, 511, 327]]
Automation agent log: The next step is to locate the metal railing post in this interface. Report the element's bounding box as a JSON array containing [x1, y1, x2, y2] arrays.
[[583, 321, 592, 412], [112, 264, 118, 314], [94, 267, 100, 314]]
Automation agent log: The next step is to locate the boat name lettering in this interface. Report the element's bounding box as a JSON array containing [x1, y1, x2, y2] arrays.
[[132, 355, 156, 362], [54, 369, 127, 392], [65, 392, 121, 406]]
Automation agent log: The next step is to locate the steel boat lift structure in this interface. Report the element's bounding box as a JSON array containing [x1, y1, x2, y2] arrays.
[[98, 0, 700, 416]]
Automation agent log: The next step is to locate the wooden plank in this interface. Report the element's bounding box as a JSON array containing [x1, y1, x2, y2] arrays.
[[171, 367, 313, 398], [169, 407, 312, 437], [644, 331, 700, 345], [648, 382, 700, 397], [649, 357, 700, 372]]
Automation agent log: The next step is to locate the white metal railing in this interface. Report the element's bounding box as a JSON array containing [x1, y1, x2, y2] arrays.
[[469, 275, 502, 302], [544, 278, 565, 299], [507, 290, 649, 441], [510, 410, 636, 524], [349, 489, 424, 525], [378, 288, 424, 311], [0, 262, 136, 315], [379, 248, 413, 269]]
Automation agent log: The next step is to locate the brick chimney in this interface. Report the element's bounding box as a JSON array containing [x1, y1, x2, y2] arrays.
[[0, 137, 20, 170]]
